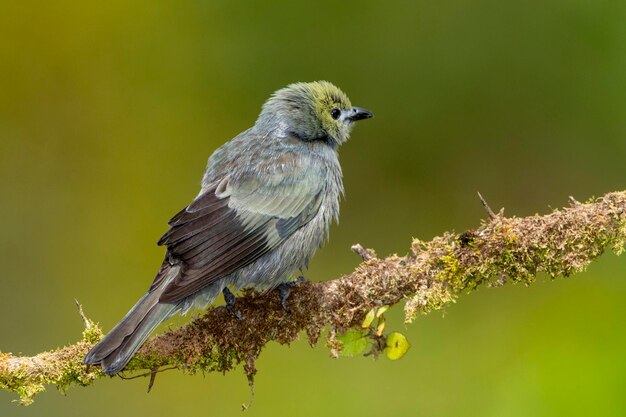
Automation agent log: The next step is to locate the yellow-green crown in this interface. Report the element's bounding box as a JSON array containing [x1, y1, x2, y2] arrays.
[[287, 81, 351, 112]]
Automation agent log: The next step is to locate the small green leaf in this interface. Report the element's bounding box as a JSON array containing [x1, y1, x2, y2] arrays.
[[375, 306, 389, 318], [361, 308, 376, 328], [385, 332, 410, 360], [375, 317, 386, 337], [337, 329, 368, 357]]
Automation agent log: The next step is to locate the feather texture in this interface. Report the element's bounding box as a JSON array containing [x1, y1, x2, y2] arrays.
[[157, 168, 325, 302]]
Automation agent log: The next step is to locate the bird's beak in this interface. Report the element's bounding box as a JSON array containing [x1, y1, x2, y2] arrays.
[[345, 107, 373, 122]]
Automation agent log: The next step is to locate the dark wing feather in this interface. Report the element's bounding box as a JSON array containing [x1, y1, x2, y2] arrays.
[[152, 190, 270, 299], [153, 150, 326, 303], [154, 175, 324, 303]]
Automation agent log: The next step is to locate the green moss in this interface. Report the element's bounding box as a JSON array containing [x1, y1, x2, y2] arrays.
[[81, 320, 103, 344], [55, 357, 103, 395]]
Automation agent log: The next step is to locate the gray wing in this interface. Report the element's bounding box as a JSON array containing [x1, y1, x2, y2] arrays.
[[154, 155, 324, 303]]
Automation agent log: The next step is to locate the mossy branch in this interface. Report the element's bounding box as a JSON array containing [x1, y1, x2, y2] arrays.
[[2, 191, 625, 405]]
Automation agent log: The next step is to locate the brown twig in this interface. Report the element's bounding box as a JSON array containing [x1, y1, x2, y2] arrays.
[[569, 196, 581, 207], [351, 244, 376, 261], [477, 191, 498, 220]]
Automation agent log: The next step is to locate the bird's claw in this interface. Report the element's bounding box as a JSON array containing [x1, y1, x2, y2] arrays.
[[277, 276, 307, 312], [222, 287, 243, 320]]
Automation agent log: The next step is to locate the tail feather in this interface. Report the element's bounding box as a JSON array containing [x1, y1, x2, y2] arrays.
[[84, 292, 158, 363], [99, 302, 178, 375], [84, 266, 181, 375], [84, 265, 227, 375], [84, 290, 178, 375]]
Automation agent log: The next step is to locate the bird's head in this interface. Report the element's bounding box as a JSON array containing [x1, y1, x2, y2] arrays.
[[257, 81, 373, 147]]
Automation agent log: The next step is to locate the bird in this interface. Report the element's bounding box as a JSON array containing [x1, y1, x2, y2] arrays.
[[83, 81, 373, 376]]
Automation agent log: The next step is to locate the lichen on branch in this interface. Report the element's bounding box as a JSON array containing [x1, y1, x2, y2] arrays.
[[1, 191, 625, 405]]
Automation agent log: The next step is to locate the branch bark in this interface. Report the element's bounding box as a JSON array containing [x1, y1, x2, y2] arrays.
[[1, 191, 625, 405]]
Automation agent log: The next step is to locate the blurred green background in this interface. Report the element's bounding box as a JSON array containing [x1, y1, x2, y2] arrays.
[[1, 1, 625, 416]]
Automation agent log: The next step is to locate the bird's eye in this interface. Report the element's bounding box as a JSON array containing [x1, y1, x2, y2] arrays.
[[330, 108, 341, 120]]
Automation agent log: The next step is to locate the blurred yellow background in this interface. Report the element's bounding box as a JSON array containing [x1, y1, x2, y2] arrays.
[[1, 1, 625, 416]]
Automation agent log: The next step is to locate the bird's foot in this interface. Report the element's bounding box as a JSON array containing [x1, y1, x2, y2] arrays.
[[222, 287, 243, 320], [277, 276, 307, 312]]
